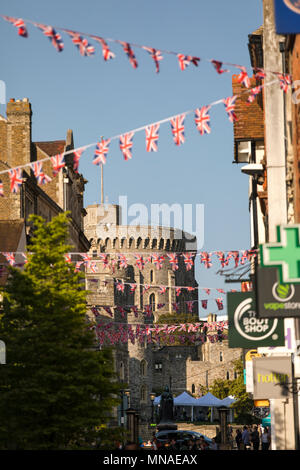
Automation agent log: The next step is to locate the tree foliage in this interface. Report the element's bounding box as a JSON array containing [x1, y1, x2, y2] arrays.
[[0, 213, 122, 449]]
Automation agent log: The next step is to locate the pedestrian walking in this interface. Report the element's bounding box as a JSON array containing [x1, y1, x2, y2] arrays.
[[250, 425, 260, 451], [261, 427, 271, 451], [241, 425, 251, 450], [235, 429, 243, 450]]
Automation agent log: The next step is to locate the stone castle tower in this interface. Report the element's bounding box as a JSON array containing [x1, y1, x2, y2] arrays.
[[84, 203, 199, 422]]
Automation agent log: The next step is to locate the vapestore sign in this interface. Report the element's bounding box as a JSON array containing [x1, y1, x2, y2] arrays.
[[228, 292, 285, 348], [256, 267, 300, 318]]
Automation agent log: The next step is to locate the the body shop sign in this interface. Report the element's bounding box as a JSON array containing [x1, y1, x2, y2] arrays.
[[228, 292, 285, 348]]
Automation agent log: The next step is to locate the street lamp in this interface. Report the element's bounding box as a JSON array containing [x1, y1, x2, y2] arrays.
[[120, 388, 130, 427], [150, 392, 156, 423]]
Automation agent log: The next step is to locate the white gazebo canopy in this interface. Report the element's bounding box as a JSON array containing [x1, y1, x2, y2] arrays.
[[194, 392, 223, 407], [174, 391, 198, 406]]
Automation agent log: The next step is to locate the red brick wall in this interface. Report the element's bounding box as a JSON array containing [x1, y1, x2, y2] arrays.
[[232, 75, 264, 141]]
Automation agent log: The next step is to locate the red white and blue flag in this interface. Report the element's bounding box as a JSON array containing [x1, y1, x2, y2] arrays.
[[120, 132, 134, 161], [3, 16, 28, 37], [211, 60, 229, 74], [92, 36, 115, 61], [195, 106, 211, 135], [8, 168, 23, 193], [176, 288, 182, 297], [152, 253, 165, 269], [201, 300, 208, 309], [167, 253, 178, 271], [183, 253, 194, 271], [143, 47, 163, 73], [236, 66, 251, 88], [187, 301, 194, 313], [254, 68, 267, 81], [216, 298, 224, 311], [30, 161, 51, 185], [223, 96, 238, 123], [177, 54, 200, 71], [120, 42, 138, 68], [135, 255, 145, 270], [36, 24, 64, 52], [278, 73, 292, 93], [170, 114, 185, 146], [159, 286, 167, 295], [116, 280, 125, 293], [73, 148, 85, 173], [67, 32, 95, 56], [129, 283, 137, 293], [247, 86, 262, 105], [93, 139, 110, 165], [51, 154, 65, 176], [64, 253, 72, 264], [118, 254, 128, 269], [3, 252, 16, 266], [201, 252, 212, 268], [145, 124, 160, 152]]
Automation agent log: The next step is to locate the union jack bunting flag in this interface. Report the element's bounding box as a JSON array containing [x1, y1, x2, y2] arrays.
[[216, 298, 224, 311], [176, 288, 182, 297], [177, 54, 200, 71], [3, 252, 16, 266], [240, 250, 249, 265], [247, 86, 262, 105], [217, 289, 225, 294], [211, 60, 229, 74], [120, 42, 138, 68], [91, 307, 101, 318], [73, 148, 85, 173], [30, 161, 51, 185], [228, 250, 240, 267], [64, 253, 72, 264], [203, 288, 210, 295], [143, 47, 163, 73], [3, 16, 28, 37], [186, 301, 194, 313], [178, 324, 186, 332], [145, 124, 160, 152], [119, 132, 134, 161], [278, 74, 292, 94], [201, 252, 212, 268], [185, 286, 195, 293], [134, 255, 144, 270], [236, 66, 251, 88], [89, 262, 98, 274], [74, 261, 83, 272], [118, 254, 128, 269], [152, 253, 164, 269], [157, 303, 165, 310], [0, 180, 3, 197], [195, 106, 211, 136], [216, 251, 226, 268], [80, 253, 91, 264], [170, 114, 185, 146], [167, 253, 178, 271], [36, 24, 64, 52], [223, 96, 238, 123], [99, 254, 109, 268], [116, 281, 125, 293], [143, 284, 150, 293], [68, 33, 95, 56], [254, 68, 267, 81], [159, 286, 167, 295], [92, 36, 115, 61], [51, 154, 65, 176], [144, 305, 152, 317], [201, 300, 208, 309], [93, 139, 110, 165], [129, 283, 137, 292], [8, 168, 23, 193], [183, 253, 194, 271], [117, 306, 126, 317]]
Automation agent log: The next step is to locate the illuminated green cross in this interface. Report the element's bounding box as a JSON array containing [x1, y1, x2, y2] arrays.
[[260, 225, 300, 284]]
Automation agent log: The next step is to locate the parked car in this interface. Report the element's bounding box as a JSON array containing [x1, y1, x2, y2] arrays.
[[155, 430, 212, 449]]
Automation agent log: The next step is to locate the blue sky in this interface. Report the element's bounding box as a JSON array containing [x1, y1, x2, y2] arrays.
[[0, 0, 263, 316]]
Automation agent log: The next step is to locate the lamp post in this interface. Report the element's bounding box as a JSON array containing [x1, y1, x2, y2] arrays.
[[150, 392, 156, 424], [120, 388, 130, 427]]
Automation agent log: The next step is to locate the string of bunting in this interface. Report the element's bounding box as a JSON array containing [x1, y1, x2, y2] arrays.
[[0, 78, 287, 195], [0, 248, 256, 272], [0, 14, 293, 81], [90, 316, 228, 346]]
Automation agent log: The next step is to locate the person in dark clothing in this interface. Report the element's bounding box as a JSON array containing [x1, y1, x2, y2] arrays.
[[235, 429, 243, 450], [251, 425, 260, 451]]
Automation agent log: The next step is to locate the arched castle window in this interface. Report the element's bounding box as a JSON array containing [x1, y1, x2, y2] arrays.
[[119, 362, 125, 381], [149, 293, 156, 312], [165, 239, 170, 251], [144, 238, 150, 249], [226, 371, 230, 380], [150, 270, 154, 283], [140, 385, 147, 403], [137, 237, 142, 249], [129, 237, 134, 249], [140, 359, 147, 377], [152, 239, 157, 249], [219, 352, 223, 362], [121, 237, 127, 249], [192, 384, 195, 394], [159, 238, 164, 250]]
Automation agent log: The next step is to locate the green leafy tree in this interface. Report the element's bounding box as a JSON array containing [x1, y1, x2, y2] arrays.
[[0, 213, 122, 449]]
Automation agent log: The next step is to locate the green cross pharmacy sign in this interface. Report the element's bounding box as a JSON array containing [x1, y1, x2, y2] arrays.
[[260, 224, 300, 284]]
